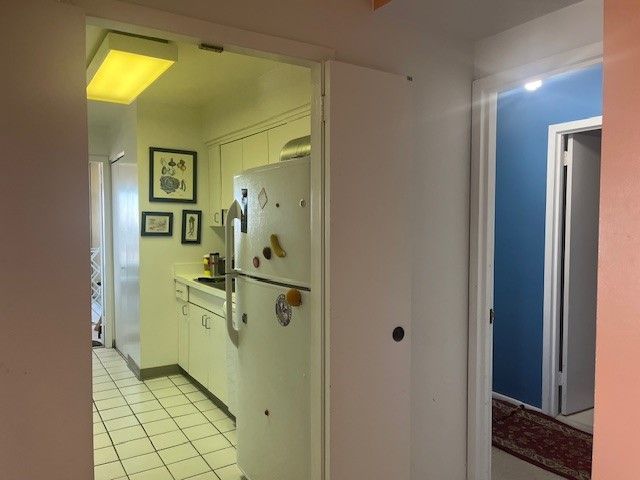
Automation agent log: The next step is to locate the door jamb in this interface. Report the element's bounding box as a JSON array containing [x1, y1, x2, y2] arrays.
[[467, 43, 603, 480], [542, 116, 602, 417]]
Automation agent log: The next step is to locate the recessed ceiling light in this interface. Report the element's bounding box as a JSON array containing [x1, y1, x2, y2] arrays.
[[87, 32, 177, 105], [524, 80, 543, 92]]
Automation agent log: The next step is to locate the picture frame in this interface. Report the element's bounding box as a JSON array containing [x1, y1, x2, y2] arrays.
[[149, 147, 197, 203], [181, 210, 202, 244], [141, 211, 173, 237]]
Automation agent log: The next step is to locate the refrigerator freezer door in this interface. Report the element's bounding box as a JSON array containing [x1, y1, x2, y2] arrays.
[[235, 276, 310, 480], [233, 157, 310, 288]]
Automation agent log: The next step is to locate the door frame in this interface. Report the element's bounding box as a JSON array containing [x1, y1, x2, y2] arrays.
[[542, 116, 602, 417], [77, 3, 332, 479], [467, 43, 603, 479]]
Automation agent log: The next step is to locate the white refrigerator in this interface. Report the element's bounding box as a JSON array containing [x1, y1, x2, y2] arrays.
[[225, 157, 311, 480]]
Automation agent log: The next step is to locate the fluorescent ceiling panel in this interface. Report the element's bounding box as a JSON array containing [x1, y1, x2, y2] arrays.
[[87, 32, 177, 105]]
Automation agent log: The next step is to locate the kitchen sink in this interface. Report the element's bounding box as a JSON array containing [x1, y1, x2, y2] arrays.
[[194, 277, 234, 292]]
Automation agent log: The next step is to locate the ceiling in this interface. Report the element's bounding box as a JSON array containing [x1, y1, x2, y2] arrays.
[[86, 25, 296, 129], [381, 0, 583, 40]]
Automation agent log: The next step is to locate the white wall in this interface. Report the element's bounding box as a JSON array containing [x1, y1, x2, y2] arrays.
[[201, 64, 311, 142], [474, 0, 603, 79], [136, 99, 224, 368]]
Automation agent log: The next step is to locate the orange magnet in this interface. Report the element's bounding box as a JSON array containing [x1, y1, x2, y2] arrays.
[[286, 289, 302, 307]]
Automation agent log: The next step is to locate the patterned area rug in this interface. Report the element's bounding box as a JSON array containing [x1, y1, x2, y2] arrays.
[[492, 399, 592, 479]]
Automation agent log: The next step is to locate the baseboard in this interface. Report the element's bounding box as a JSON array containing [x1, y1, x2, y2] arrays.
[[492, 391, 544, 413], [117, 359, 235, 421], [178, 367, 236, 422], [126, 355, 141, 380], [139, 364, 182, 381]]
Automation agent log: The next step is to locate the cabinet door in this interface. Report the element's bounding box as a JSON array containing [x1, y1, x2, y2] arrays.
[[188, 304, 209, 387], [208, 313, 229, 405], [267, 116, 311, 164], [208, 145, 223, 227], [220, 140, 243, 211], [177, 300, 190, 372], [242, 131, 269, 170]]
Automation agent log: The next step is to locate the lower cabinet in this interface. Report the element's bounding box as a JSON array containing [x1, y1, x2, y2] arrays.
[[183, 299, 230, 406], [208, 314, 229, 405], [177, 300, 189, 371], [188, 303, 210, 388]]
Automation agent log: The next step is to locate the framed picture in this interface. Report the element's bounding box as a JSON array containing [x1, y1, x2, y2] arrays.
[[181, 210, 202, 244], [149, 147, 197, 203], [141, 212, 173, 237]]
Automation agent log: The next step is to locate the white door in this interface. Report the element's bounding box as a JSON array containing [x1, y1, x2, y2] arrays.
[[236, 276, 311, 480], [112, 162, 140, 362], [561, 131, 601, 415], [325, 61, 412, 479]]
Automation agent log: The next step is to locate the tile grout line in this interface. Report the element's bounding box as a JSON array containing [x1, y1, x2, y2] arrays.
[[93, 349, 236, 480]]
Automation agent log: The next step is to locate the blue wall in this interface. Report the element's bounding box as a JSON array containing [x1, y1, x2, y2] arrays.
[[493, 65, 603, 407]]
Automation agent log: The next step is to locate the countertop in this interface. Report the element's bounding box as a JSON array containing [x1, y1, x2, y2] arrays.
[[174, 273, 229, 300]]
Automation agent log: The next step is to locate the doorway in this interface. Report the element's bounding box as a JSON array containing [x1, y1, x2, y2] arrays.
[[469, 62, 603, 480], [544, 119, 602, 431], [86, 19, 322, 480], [89, 160, 107, 347]]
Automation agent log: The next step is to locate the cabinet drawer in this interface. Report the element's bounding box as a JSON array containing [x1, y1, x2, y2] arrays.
[[175, 281, 189, 301], [189, 287, 225, 316]]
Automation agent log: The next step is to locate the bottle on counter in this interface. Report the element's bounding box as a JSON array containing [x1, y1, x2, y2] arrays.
[[203, 254, 211, 276]]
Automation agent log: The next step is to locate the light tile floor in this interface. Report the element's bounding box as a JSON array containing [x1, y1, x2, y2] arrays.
[[93, 348, 244, 480]]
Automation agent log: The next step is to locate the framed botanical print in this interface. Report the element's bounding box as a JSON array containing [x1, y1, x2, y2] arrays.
[[181, 210, 202, 244], [141, 212, 173, 237], [149, 147, 197, 203]]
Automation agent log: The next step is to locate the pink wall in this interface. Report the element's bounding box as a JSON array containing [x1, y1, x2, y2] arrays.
[[0, 1, 92, 479], [592, 0, 640, 477]]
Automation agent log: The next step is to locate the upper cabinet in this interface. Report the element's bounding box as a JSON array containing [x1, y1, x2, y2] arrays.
[[242, 131, 269, 170], [220, 141, 243, 214], [267, 116, 311, 164], [208, 114, 310, 227]]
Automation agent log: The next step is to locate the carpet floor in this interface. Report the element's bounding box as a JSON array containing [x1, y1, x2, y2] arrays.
[[492, 399, 592, 480]]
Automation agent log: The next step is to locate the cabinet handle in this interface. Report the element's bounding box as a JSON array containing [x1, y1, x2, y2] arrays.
[[205, 316, 211, 330], [214, 212, 220, 223], [182, 304, 188, 315], [201, 315, 205, 326]]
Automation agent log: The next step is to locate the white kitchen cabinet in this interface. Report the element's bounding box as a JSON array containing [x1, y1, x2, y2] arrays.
[[208, 313, 229, 404], [208, 145, 223, 227], [177, 299, 190, 372], [267, 116, 311, 164], [220, 140, 243, 213], [188, 303, 210, 387], [212, 114, 310, 226], [242, 131, 269, 170]]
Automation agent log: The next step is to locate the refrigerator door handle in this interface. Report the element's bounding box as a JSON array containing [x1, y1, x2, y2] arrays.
[[225, 199, 242, 347]]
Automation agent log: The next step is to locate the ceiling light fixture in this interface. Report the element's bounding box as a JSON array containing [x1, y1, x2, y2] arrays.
[[524, 80, 543, 92], [87, 32, 177, 105]]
